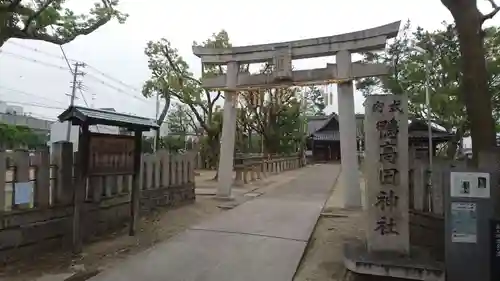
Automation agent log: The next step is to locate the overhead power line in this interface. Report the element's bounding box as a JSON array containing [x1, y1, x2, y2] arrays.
[[5, 41, 144, 94], [6, 41, 77, 63], [85, 73, 150, 104], [0, 100, 66, 110], [0, 85, 67, 105], [85, 64, 142, 92], [2, 49, 150, 104], [0, 50, 69, 72]]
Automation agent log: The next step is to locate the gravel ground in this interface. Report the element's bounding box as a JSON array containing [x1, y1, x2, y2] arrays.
[[294, 169, 408, 281], [293, 207, 365, 281]]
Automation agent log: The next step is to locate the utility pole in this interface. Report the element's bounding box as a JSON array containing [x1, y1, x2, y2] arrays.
[[66, 62, 86, 141]]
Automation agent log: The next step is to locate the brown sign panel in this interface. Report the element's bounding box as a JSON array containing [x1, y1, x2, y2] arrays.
[[88, 133, 135, 176]]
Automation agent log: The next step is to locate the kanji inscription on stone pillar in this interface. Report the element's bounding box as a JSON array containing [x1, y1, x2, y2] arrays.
[[365, 94, 409, 253], [273, 45, 292, 81]]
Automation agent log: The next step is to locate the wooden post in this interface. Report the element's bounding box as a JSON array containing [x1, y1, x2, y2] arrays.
[[73, 123, 89, 254], [130, 130, 143, 236]]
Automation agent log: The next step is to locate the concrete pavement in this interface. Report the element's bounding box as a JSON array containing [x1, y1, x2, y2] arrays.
[[89, 164, 341, 281]]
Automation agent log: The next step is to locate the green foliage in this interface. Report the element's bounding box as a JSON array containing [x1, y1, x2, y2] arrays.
[[144, 30, 306, 161], [141, 135, 195, 154], [358, 22, 500, 127], [357, 21, 500, 157], [160, 135, 195, 153], [303, 86, 326, 116], [237, 87, 303, 155], [166, 103, 198, 134], [0, 123, 45, 149], [0, 0, 127, 47], [143, 31, 231, 167]]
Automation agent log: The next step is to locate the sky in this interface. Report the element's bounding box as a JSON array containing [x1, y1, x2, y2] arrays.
[[0, 0, 499, 124]]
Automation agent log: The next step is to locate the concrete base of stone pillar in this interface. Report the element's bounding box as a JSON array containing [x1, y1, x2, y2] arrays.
[[214, 194, 235, 201], [343, 240, 444, 281]]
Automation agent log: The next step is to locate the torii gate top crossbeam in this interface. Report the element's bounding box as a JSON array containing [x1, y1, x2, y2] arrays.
[[193, 21, 400, 64]]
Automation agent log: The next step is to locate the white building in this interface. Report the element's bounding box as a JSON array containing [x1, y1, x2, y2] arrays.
[[0, 101, 52, 134]]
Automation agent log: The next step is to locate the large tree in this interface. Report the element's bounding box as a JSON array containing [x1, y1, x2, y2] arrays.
[[143, 31, 230, 168], [239, 87, 303, 155], [0, 0, 127, 47], [357, 21, 500, 158], [440, 0, 500, 162]]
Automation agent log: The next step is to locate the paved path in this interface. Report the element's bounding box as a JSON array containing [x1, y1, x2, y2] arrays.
[[90, 164, 340, 281]]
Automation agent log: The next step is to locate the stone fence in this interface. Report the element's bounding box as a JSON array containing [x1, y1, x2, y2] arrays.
[[194, 152, 302, 170], [233, 156, 302, 186], [0, 144, 196, 264], [408, 158, 466, 261]]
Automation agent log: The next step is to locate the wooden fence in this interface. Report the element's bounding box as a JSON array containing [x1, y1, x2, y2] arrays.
[[0, 143, 196, 264]]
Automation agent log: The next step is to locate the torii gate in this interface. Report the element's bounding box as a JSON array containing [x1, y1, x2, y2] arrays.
[[193, 21, 400, 208]]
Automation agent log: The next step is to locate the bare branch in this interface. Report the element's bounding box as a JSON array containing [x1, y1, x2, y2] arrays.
[[161, 44, 202, 86], [166, 89, 210, 133], [483, 0, 500, 23]]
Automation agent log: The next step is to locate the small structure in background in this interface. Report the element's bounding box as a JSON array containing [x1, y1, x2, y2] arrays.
[[407, 119, 453, 159], [306, 114, 339, 162], [305, 114, 363, 162], [48, 107, 169, 153], [58, 105, 158, 253], [306, 113, 452, 164]]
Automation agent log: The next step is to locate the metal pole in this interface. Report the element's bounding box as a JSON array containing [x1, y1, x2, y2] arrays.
[[66, 62, 83, 141], [425, 58, 433, 211], [153, 92, 160, 152]]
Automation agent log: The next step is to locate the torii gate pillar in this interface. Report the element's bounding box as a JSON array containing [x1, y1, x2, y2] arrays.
[[216, 61, 238, 199], [336, 50, 361, 208]]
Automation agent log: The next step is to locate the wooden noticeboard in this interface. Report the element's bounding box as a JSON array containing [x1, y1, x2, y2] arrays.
[[88, 133, 135, 176]]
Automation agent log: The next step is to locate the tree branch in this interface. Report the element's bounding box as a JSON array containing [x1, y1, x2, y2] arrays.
[[161, 44, 202, 86], [23, 0, 56, 32], [0, 0, 22, 12], [10, 13, 112, 45], [483, 0, 500, 23], [156, 96, 171, 125]]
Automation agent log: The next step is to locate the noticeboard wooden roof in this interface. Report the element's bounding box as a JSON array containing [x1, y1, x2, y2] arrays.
[[58, 106, 159, 131]]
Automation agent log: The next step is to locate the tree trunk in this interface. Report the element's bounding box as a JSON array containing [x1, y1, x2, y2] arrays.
[[446, 129, 464, 160], [155, 96, 171, 151], [206, 134, 220, 180], [441, 0, 497, 165]]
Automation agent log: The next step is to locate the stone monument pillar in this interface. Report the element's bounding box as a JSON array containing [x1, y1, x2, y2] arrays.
[[216, 61, 239, 199], [336, 50, 362, 208], [364, 94, 409, 253]]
